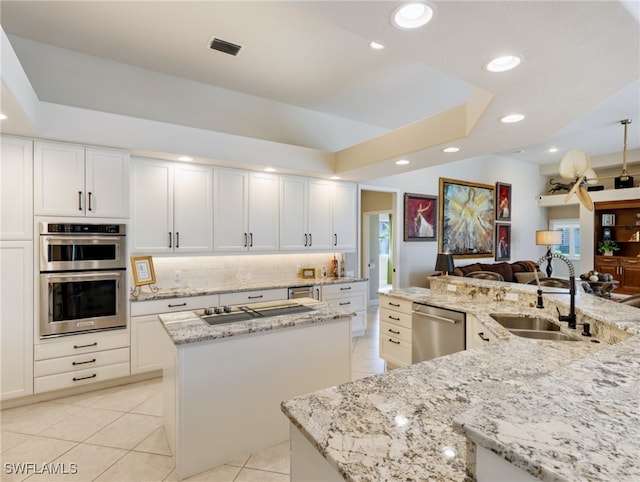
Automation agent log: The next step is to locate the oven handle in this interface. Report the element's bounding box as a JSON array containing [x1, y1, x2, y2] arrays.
[[42, 271, 125, 282], [42, 235, 124, 244]]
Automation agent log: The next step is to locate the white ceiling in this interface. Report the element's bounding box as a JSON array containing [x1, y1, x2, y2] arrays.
[[0, 0, 639, 181]]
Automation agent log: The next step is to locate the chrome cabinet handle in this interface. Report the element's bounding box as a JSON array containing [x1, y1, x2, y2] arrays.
[[73, 374, 97, 382], [78, 191, 83, 211], [73, 342, 98, 349], [478, 332, 491, 342], [88, 192, 93, 211]]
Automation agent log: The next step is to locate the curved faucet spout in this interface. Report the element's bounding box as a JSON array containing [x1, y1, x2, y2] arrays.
[[534, 252, 577, 329]]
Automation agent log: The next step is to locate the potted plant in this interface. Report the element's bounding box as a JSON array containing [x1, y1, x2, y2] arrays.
[[597, 240, 620, 256]]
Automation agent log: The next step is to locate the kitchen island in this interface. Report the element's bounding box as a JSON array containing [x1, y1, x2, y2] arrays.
[[157, 298, 354, 480], [282, 276, 640, 481]]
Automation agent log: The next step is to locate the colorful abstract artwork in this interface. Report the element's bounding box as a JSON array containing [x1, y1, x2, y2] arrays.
[[404, 193, 437, 241]]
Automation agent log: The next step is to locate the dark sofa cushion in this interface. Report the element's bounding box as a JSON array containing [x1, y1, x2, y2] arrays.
[[451, 263, 482, 277], [478, 262, 514, 282], [450, 260, 537, 283]]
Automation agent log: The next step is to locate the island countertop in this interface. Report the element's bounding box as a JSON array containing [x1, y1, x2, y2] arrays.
[[281, 277, 640, 481], [158, 299, 354, 345]]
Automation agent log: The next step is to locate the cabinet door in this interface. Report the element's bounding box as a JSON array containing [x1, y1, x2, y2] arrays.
[[131, 158, 174, 253], [1, 241, 34, 400], [85, 148, 130, 218], [214, 168, 248, 251], [621, 258, 640, 293], [332, 182, 357, 252], [174, 164, 214, 253], [594, 256, 619, 281], [34, 141, 85, 216], [248, 172, 279, 251], [1, 136, 32, 240], [280, 176, 308, 250], [131, 315, 167, 374], [307, 179, 333, 250]]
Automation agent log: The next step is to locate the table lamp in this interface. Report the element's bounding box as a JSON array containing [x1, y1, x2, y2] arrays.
[[535, 230, 563, 276], [435, 252, 455, 275]]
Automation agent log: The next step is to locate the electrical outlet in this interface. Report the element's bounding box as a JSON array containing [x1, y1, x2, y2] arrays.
[[175, 271, 182, 283], [505, 292, 519, 301], [447, 284, 456, 292]]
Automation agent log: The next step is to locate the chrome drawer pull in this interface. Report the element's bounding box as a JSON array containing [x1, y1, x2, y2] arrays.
[[73, 374, 97, 382], [389, 338, 400, 345], [72, 358, 97, 366], [73, 342, 98, 349]]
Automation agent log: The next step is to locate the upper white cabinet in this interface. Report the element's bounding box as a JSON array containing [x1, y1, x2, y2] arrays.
[[332, 182, 357, 251], [34, 140, 129, 218], [280, 176, 333, 251], [131, 158, 213, 254], [214, 168, 279, 252], [1, 136, 33, 240], [280, 177, 357, 252]]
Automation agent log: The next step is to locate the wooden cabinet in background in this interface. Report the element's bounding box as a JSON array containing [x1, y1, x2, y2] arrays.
[[594, 200, 640, 294]]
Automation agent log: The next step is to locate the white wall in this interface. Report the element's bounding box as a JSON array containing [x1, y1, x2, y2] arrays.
[[365, 155, 547, 288]]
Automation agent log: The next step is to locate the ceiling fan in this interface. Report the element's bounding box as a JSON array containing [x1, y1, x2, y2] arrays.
[[559, 119, 636, 212]]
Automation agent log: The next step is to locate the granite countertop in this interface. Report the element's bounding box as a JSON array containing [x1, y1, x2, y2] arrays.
[[158, 299, 354, 346], [282, 278, 640, 481], [131, 277, 367, 302]]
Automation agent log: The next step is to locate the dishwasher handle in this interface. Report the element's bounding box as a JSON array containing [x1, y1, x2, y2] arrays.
[[412, 311, 459, 324]]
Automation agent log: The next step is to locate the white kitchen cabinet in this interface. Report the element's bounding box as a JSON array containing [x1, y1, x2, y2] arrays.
[[465, 315, 496, 349], [331, 182, 358, 251], [34, 140, 129, 218], [219, 288, 287, 306], [131, 158, 213, 254], [0, 241, 34, 400], [322, 281, 367, 336], [1, 136, 33, 240], [378, 295, 413, 369], [130, 294, 220, 375], [33, 330, 130, 393], [214, 168, 279, 252], [280, 176, 333, 251]]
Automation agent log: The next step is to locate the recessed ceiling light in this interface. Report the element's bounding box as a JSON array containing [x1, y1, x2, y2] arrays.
[[548, 147, 558, 153], [0, 113, 7, 120], [443, 147, 460, 153], [500, 114, 525, 124], [330, 175, 341, 180], [264, 167, 276, 172], [177, 155, 193, 162], [369, 41, 385, 50], [391, 2, 435, 30], [395, 159, 410, 165], [485, 55, 522, 73]]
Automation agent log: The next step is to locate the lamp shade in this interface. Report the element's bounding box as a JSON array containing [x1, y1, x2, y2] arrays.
[[535, 230, 563, 246], [435, 252, 455, 273]]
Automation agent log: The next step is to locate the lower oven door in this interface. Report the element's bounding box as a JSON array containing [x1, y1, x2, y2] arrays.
[[40, 270, 127, 337]]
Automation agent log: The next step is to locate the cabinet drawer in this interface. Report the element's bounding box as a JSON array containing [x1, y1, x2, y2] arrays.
[[379, 336, 411, 367], [34, 348, 129, 377], [35, 331, 129, 361], [131, 294, 220, 316], [596, 257, 619, 265], [34, 362, 130, 393], [219, 288, 288, 306], [321, 281, 366, 297], [380, 307, 412, 329], [323, 292, 366, 311], [379, 296, 412, 315], [621, 258, 640, 267], [380, 320, 411, 343]]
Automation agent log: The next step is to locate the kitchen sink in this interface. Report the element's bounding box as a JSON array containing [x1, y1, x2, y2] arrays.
[[508, 330, 581, 341], [489, 314, 560, 332]]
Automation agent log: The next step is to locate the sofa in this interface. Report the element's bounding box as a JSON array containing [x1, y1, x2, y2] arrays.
[[451, 260, 540, 284]]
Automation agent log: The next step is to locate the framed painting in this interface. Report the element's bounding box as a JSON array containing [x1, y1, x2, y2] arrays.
[[496, 182, 512, 221], [130, 255, 156, 286], [438, 178, 495, 258], [404, 193, 437, 241], [495, 223, 511, 261]]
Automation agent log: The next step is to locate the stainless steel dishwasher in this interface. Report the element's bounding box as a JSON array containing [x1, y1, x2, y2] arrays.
[[412, 303, 466, 362]]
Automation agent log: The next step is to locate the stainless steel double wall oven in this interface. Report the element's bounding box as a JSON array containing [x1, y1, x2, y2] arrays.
[[39, 222, 127, 337]]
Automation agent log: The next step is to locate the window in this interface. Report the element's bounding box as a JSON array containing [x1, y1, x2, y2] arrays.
[[549, 219, 580, 260]]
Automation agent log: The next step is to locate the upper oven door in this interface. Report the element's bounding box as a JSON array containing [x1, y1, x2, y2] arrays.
[[40, 235, 126, 271]]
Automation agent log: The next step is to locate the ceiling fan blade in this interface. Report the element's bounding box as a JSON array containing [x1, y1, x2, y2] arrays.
[[564, 175, 585, 203], [576, 186, 594, 211], [559, 149, 590, 180]]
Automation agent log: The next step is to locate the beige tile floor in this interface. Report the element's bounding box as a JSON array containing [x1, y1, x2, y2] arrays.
[[1, 308, 384, 482]]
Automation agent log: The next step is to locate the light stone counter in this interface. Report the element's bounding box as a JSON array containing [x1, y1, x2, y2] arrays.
[[131, 277, 367, 301], [282, 276, 640, 481], [158, 299, 353, 346]]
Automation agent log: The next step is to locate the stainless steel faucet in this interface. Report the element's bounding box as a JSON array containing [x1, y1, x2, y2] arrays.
[[534, 253, 577, 329]]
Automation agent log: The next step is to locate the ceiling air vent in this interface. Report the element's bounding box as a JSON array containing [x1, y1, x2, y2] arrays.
[[209, 37, 242, 56]]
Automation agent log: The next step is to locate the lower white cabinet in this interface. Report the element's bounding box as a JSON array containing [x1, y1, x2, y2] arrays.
[[33, 331, 130, 393], [465, 315, 496, 349], [0, 241, 34, 400], [378, 295, 413, 369], [219, 288, 287, 306], [322, 281, 367, 336]]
